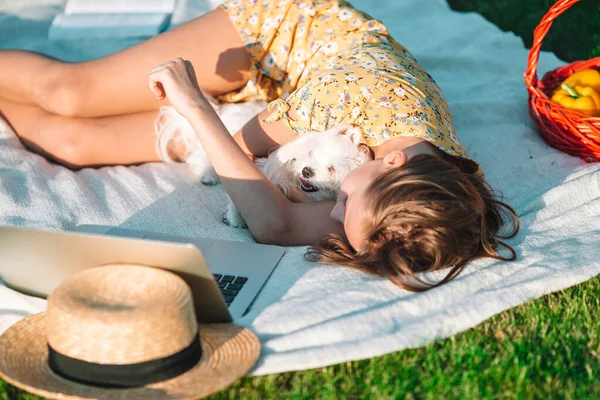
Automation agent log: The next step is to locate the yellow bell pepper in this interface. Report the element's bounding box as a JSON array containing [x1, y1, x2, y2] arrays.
[[551, 69, 600, 116]]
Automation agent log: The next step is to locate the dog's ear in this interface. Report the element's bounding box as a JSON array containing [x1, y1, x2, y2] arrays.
[[358, 143, 374, 160], [337, 125, 364, 145]]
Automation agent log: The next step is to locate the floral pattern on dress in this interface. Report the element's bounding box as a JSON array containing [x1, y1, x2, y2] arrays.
[[219, 0, 479, 173]]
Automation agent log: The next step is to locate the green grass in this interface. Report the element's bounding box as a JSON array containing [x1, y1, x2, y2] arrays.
[[448, 0, 600, 62], [2, 277, 598, 399], [3, 0, 600, 399], [207, 279, 600, 399]]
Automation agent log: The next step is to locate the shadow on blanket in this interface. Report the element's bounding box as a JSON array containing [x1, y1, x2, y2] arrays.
[[0, 309, 30, 318], [115, 180, 311, 323]]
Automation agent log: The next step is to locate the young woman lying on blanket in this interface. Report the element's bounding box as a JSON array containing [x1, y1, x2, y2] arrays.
[[0, 0, 519, 291]]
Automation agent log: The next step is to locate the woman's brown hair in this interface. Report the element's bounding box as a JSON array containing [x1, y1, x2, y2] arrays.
[[306, 154, 520, 291]]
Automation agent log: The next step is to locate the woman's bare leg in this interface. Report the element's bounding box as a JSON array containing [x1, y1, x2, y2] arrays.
[[0, 8, 250, 117], [0, 95, 300, 168], [0, 97, 162, 168]]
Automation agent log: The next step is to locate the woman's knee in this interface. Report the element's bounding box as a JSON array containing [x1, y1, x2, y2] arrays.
[[37, 64, 90, 118], [40, 119, 90, 168]]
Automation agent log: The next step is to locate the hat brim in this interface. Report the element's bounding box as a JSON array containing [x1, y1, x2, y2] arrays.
[[0, 313, 260, 400]]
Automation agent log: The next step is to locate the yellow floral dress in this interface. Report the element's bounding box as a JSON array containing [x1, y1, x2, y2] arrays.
[[219, 0, 480, 174]]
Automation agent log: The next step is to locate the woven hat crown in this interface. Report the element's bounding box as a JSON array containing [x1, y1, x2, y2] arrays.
[[46, 264, 197, 364]]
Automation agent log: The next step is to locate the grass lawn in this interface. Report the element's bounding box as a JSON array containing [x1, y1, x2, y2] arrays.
[[2, 0, 600, 399], [449, 0, 600, 62], [2, 278, 598, 399]]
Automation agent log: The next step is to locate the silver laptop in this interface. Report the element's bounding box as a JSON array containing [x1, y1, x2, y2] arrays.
[[0, 225, 285, 323]]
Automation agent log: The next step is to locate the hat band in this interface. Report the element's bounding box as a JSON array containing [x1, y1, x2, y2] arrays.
[[47, 333, 202, 388]]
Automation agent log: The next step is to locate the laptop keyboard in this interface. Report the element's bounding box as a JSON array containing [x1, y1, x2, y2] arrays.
[[212, 274, 248, 307]]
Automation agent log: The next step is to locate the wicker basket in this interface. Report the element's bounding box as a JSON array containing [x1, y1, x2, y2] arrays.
[[525, 0, 600, 162]]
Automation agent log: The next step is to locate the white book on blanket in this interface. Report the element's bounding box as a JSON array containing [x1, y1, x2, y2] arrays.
[[64, 0, 176, 15], [49, 0, 176, 40], [49, 13, 172, 40]]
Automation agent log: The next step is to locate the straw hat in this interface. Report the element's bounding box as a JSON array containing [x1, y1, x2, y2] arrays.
[[0, 264, 260, 399]]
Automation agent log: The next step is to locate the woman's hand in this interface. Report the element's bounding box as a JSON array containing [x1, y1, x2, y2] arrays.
[[149, 58, 212, 118]]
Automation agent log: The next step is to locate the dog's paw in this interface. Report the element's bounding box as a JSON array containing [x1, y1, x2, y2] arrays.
[[222, 204, 248, 228], [201, 169, 221, 186]]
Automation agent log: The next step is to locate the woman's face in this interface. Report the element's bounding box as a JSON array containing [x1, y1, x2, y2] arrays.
[[330, 150, 408, 250], [329, 159, 390, 250]]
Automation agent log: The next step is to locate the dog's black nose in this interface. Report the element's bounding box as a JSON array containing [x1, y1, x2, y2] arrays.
[[302, 166, 315, 178]]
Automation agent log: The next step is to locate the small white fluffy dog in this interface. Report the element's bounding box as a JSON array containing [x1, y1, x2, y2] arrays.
[[155, 103, 370, 228], [155, 98, 268, 184]]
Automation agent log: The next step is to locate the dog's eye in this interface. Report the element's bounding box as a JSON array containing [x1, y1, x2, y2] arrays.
[[308, 151, 313, 157], [328, 165, 336, 175]]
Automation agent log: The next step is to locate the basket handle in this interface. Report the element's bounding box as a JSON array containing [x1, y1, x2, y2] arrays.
[[524, 0, 580, 92]]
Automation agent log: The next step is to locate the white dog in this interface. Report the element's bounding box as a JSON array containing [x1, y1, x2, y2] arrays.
[[223, 124, 371, 227], [155, 104, 370, 228], [155, 99, 267, 185]]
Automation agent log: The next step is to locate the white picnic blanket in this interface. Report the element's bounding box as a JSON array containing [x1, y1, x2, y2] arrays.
[[1, 0, 599, 376]]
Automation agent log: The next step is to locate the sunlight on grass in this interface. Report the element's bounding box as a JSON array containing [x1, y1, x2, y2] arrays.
[[208, 277, 599, 399]]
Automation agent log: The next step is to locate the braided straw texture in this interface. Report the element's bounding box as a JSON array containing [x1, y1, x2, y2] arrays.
[[525, 0, 600, 161], [46, 264, 197, 364]]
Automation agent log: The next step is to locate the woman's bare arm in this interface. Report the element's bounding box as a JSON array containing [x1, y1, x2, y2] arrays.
[[276, 201, 346, 246], [149, 58, 345, 244], [186, 105, 345, 244], [231, 108, 298, 158]]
